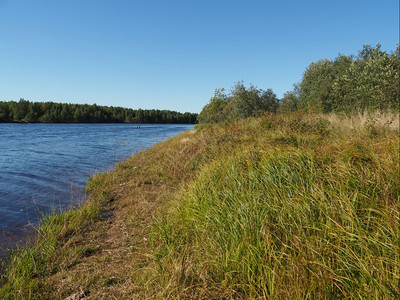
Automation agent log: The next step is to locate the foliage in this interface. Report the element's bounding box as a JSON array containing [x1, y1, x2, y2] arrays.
[[0, 100, 198, 124], [198, 81, 279, 123], [197, 88, 228, 123], [278, 84, 300, 113], [294, 44, 399, 113], [199, 44, 399, 119], [332, 44, 399, 111]]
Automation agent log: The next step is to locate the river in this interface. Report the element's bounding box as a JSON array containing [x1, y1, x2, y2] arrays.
[[0, 123, 193, 260]]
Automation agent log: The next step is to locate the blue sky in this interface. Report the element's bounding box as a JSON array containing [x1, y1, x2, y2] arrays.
[[0, 0, 398, 113]]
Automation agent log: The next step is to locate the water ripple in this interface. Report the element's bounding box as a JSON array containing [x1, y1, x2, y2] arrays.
[[0, 123, 193, 254]]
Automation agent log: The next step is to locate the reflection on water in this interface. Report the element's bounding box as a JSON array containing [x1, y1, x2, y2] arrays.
[[0, 123, 193, 260]]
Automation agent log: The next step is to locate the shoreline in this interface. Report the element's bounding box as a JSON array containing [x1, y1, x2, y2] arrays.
[[0, 124, 194, 276], [1, 113, 398, 299], [0, 123, 194, 264]]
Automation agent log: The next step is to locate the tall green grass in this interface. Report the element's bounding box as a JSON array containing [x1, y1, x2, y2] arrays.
[[1, 112, 398, 299], [151, 113, 399, 298], [0, 174, 109, 299]]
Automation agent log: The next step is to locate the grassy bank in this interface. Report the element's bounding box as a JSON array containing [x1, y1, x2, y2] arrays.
[[1, 112, 398, 299]]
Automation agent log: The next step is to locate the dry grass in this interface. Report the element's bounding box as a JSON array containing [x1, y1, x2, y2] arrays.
[[1, 112, 398, 299], [322, 110, 399, 132], [148, 113, 399, 299]]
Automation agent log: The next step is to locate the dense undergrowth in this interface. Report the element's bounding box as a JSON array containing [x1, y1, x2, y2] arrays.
[[0, 112, 398, 299]]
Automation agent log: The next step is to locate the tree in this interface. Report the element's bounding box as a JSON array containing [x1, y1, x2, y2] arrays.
[[295, 44, 399, 113], [278, 84, 300, 113], [332, 44, 399, 112], [0, 102, 11, 122], [298, 59, 336, 112], [197, 88, 228, 123], [259, 88, 279, 113], [230, 82, 259, 119], [11, 99, 30, 121], [25, 102, 38, 122], [0, 100, 198, 123], [73, 107, 84, 122], [198, 82, 279, 123], [60, 104, 72, 122]]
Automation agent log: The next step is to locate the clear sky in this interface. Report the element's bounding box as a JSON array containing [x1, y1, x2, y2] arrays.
[[0, 0, 398, 113]]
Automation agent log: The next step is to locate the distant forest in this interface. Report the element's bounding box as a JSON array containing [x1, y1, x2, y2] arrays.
[[0, 100, 198, 124]]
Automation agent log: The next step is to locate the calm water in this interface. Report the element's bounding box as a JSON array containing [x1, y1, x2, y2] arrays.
[[0, 123, 193, 258]]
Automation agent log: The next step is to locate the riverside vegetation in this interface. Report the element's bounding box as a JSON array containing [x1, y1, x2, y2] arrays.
[[0, 44, 399, 298], [0, 111, 398, 299], [198, 44, 398, 125]]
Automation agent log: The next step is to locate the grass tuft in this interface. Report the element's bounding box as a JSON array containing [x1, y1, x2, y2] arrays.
[[150, 112, 399, 298], [1, 112, 398, 298]]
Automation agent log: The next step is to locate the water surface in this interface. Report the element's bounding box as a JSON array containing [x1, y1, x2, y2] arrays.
[[0, 123, 193, 258]]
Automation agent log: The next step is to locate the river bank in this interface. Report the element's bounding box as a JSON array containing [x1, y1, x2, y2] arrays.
[[0, 123, 194, 261], [1, 112, 398, 299]]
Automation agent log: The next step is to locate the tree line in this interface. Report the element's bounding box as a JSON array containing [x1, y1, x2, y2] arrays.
[[280, 43, 399, 114], [199, 44, 399, 123], [198, 82, 279, 123], [0, 100, 198, 124]]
